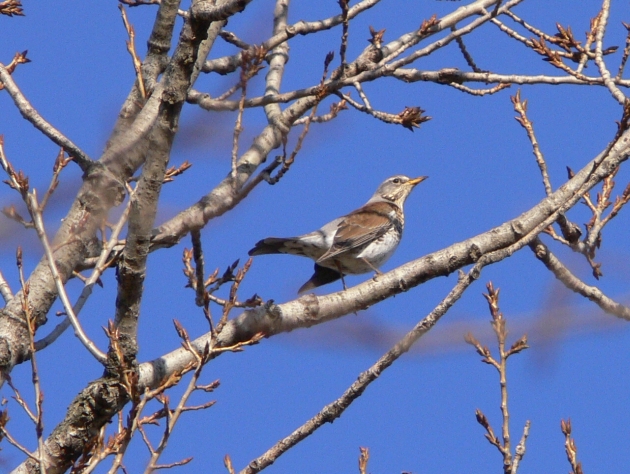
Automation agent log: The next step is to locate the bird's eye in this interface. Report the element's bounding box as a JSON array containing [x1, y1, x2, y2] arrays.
[[392, 178, 401, 184]]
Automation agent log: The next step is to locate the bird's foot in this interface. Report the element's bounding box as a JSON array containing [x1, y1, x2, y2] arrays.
[[372, 269, 383, 282]]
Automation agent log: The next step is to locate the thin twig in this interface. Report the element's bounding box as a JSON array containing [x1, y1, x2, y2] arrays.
[[615, 22, 630, 80], [5, 374, 36, 422], [225, 455, 236, 474], [338, 90, 431, 128], [230, 50, 265, 179], [593, 0, 626, 104], [511, 90, 552, 195], [561, 419, 584, 474], [239, 268, 478, 474], [452, 25, 483, 72], [577, 12, 600, 74], [26, 191, 107, 363], [292, 99, 347, 125], [18, 256, 47, 473], [220, 30, 251, 50], [466, 282, 530, 473], [512, 420, 531, 473], [191, 229, 206, 307], [119, 0, 160, 6], [35, 199, 132, 351], [338, 0, 350, 69], [530, 238, 630, 321], [353, 81, 372, 110], [0, 426, 41, 462], [144, 349, 208, 472], [448, 81, 510, 96], [358, 447, 369, 474], [119, 4, 146, 99], [0, 50, 30, 90], [107, 391, 154, 474], [0, 64, 93, 171], [40, 148, 72, 212]]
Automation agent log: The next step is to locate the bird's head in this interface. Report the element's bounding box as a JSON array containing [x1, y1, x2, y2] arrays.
[[369, 175, 428, 206]]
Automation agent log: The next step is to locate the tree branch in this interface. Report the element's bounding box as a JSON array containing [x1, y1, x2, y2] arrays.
[[0, 64, 93, 172], [240, 268, 478, 474], [140, 130, 630, 389], [529, 238, 630, 321]]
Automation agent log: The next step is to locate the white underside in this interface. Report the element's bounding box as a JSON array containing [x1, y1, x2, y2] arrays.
[[319, 230, 401, 274]]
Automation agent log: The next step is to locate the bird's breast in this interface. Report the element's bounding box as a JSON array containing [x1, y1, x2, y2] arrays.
[[356, 228, 402, 268]]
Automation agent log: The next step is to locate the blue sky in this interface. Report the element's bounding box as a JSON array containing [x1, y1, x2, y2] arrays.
[[1, 1, 630, 472]]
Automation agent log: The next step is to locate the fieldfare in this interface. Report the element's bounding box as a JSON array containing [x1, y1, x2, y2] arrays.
[[249, 175, 427, 293]]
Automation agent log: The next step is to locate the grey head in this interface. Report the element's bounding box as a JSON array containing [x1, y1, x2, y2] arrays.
[[367, 175, 428, 207]]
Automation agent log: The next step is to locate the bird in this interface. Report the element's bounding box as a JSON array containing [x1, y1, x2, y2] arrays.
[[248, 174, 427, 293]]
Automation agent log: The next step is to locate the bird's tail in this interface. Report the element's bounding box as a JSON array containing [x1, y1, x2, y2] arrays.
[[248, 237, 296, 256], [298, 264, 342, 294]]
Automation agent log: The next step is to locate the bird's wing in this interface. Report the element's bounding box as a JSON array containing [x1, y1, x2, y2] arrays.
[[317, 201, 397, 262]]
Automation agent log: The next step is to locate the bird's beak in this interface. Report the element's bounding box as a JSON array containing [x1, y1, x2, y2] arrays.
[[408, 176, 428, 186]]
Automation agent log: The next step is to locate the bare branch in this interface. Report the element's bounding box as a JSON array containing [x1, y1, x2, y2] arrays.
[[561, 419, 584, 474], [358, 447, 369, 474], [447, 81, 511, 96], [0, 64, 93, 171], [0, 269, 13, 303], [511, 90, 553, 195], [530, 238, 630, 321], [240, 268, 478, 474], [119, 4, 147, 99], [202, 0, 382, 75], [27, 192, 107, 363], [34, 199, 132, 352], [393, 68, 629, 87], [17, 255, 47, 472], [471, 283, 530, 473], [338, 0, 350, 69], [593, 0, 626, 104], [142, 130, 630, 389], [512, 420, 531, 474], [453, 26, 484, 72], [616, 22, 630, 80], [0, 50, 30, 84]]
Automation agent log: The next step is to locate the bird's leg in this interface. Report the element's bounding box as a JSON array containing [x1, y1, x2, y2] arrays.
[[334, 261, 349, 291], [335, 261, 357, 315], [361, 258, 383, 281]]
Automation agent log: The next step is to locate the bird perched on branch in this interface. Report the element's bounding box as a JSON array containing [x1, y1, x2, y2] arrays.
[[249, 175, 427, 293]]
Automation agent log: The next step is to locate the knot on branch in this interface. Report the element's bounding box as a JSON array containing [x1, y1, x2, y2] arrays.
[[533, 243, 547, 260], [468, 244, 482, 262], [510, 220, 525, 236], [299, 293, 320, 322]]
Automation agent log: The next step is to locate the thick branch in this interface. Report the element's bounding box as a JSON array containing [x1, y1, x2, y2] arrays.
[[151, 93, 319, 249], [140, 133, 630, 389], [106, 0, 181, 148], [0, 0, 228, 387]]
